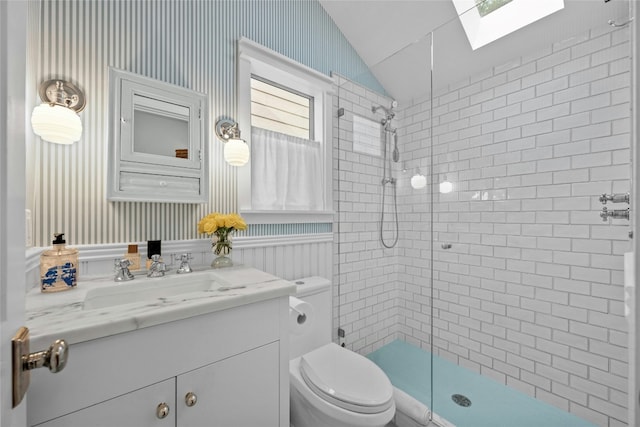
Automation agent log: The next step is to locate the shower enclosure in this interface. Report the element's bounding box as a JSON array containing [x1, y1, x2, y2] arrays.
[[335, 1, 633, 426]]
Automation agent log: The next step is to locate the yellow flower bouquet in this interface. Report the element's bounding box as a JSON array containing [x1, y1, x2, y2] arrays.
[[198, 212, 247, 258]]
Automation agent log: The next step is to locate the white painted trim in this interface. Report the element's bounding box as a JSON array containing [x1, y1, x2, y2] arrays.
[[235, 233, 332, 248], [236, 37, 334, 214], [27, 234, 333, 262], [1, 1, 28, 424], [631, 0, 639, 424], [238, 38, 334, 90], [26, 233, 333, 283], [240, 210, 335, 224]]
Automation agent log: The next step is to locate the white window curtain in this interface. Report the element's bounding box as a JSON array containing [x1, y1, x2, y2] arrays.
[[251, 127, 323, 210]]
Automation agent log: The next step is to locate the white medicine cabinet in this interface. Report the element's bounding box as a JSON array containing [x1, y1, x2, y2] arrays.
[[107, 68, 209, 203]]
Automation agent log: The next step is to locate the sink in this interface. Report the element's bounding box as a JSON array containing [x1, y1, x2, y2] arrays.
[[83, 272, 225, 310]]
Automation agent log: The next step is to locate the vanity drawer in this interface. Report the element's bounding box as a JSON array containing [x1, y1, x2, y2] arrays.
[[119, 171, 201, 196]]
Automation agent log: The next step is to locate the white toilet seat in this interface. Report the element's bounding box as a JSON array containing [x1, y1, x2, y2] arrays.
[[299, 343, 394, 414]]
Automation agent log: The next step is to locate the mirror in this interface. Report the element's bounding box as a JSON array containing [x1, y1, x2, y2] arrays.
[[107, 68, 209, 203], [132, 97, 189, 157]]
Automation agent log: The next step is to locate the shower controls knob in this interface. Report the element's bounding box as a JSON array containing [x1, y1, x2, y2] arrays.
[[441, 243, 452, 250], [185, 392, 197, 407], [156, 402, 170, 419]]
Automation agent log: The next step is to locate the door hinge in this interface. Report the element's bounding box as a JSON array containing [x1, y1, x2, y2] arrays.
[[12, 327, 29, 408]]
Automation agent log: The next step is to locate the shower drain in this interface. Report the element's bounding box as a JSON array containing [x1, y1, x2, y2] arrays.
[[451, 394, 472, 407]]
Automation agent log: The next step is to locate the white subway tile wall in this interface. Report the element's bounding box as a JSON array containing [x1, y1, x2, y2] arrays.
[[333, 74, 401, 352], [403, 26, 630, 427], [335, 23, 631, 427]]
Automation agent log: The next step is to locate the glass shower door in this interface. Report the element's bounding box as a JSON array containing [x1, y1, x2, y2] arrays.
[[429, 1, 633, 426], [334, 30, 436, 425]]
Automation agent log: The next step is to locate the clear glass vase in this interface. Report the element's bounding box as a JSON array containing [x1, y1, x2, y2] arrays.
[[212, 254, 233, 268], [211, 230, 233, 268]]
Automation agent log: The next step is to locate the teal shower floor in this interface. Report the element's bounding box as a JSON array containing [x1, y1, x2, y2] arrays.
[[367, 340, 597, 427]]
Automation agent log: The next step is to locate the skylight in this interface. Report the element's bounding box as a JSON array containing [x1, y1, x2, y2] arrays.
[[475, 0, 513, 17], [453, 0, 565, 50]]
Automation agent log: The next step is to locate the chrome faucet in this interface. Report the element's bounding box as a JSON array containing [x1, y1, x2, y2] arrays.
[[599, 193, 630, 205], [114, 258, 134, 282], [147, 254, 167, 278], [600, 206, 630, 222], [176, 253, 193, 274]]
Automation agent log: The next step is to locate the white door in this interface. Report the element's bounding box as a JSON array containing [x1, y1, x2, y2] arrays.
[[0, 1, 28, 426]]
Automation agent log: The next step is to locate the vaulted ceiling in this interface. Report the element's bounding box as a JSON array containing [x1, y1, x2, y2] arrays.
[[319, 0, 631, 105]]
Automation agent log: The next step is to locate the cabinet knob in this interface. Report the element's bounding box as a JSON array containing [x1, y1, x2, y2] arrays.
[[185, 392, 198, 407], [156, 402, 170, 419]]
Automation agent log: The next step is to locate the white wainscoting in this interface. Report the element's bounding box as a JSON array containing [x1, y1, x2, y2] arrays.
[[26, 234, 333, 291]]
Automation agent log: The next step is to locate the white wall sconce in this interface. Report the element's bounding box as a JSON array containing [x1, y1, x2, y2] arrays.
[[31, 79, 85, 145], [410, 169, 427, 189], [439, 175, 453, 194], [215, 118, 250, 167]]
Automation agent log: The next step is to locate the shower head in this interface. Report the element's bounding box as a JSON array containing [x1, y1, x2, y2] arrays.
[[372, 100, 398, 119]]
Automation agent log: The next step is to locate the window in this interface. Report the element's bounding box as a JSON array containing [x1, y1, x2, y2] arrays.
[[237, 38, 334, 224], [475, 0, 513, 17], [250, 77, 313, 140], [452, 0, 565, 50]]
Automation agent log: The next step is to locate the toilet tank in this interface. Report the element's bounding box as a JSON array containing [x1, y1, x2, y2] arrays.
[[289, 276, 332, 359]]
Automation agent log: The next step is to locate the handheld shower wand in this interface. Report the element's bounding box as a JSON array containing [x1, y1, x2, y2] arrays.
[[372, 100, 400, 249], [392, 131, 399, 162]]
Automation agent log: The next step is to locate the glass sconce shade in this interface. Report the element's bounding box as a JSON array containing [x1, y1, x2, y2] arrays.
[[411, 173, 427, 189], [31, 103, 83, 145], [32, 80, 85, 145], [216, 118, 250, 167], [439, 180, 453, 194], [224, 138, 250, 166]]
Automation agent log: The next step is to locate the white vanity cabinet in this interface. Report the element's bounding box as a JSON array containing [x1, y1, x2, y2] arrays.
[[28, 296, 289, 427], [176, 342, 279, 427]]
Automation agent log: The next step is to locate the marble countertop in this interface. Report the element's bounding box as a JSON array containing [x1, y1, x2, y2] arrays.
[[26, 265, 296, 348]]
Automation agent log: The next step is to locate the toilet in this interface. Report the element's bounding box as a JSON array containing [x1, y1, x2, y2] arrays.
[[289, 277, 395, 427]]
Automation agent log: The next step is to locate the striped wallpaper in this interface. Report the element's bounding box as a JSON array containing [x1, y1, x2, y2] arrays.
[[28, 0, 382, 246]]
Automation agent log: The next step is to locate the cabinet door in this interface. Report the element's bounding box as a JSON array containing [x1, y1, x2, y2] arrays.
[[34, 378, 175, 427], [177, 342, 280, 427]]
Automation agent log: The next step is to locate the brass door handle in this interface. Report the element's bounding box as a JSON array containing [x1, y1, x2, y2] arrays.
[[23, 339, 68, 373], [12, 326, 69, 408]]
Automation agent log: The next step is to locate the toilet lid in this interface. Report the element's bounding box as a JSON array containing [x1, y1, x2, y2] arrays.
[[299, 343, 394, 414]]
